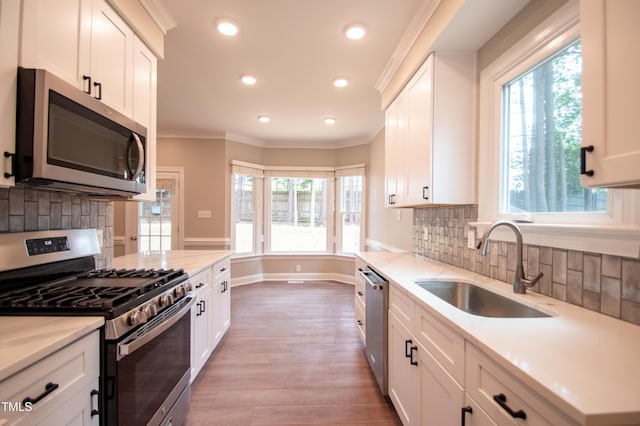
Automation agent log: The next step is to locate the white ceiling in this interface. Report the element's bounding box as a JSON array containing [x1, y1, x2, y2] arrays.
[[155, 0, 531, 148], [156, 0, 425, 147]]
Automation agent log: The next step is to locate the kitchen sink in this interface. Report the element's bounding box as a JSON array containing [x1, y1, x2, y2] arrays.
[[415, 281, 551, 318]]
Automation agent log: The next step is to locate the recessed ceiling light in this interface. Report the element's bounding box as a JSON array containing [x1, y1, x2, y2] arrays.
[[324, 117, 336, 125], [258, 115, 270, 123], [333, 77, 349, 88], [344, 24, 366, 40], [241, 75, 257, 85], [216, 19, 238, 36]]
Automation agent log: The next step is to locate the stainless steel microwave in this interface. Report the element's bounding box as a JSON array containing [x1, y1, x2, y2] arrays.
[[14, 68, 147, 197]]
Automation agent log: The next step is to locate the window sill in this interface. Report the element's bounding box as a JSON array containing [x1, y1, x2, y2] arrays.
[[470, 221, 640, 258]]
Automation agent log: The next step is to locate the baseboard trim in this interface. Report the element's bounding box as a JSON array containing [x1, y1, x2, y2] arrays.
[[231, 273, 355, 287]]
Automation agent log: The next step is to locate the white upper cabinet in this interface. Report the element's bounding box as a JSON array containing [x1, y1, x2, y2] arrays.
[[0, 0, 20, 187], [385, 91, 407, 206], [131, 37, 158, 201], [581, 0, 640, 188], [19, 0, 90, 91], [384, 52, 476, 207], [19, 0, 157, 198], [87, 0, 134, 116], [20, 0, 134, 117]]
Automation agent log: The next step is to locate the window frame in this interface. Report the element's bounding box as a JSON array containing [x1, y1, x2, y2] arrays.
[[475, 0, 640, 257], [230, 161, 366, 257], [336, 174, 366, 255], [265, 175, 333, 254]]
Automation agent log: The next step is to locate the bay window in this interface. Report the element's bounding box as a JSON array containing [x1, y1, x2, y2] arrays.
[[231, 161, 365, 256]]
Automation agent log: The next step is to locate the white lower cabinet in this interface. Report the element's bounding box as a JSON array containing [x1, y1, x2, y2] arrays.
[[354, 258, 367, 345], [0, 330, 100, 425], [212, 259, 231, 347], [465, 344, 577, 426], [387, 281, 576, 426], [190, 257, 232, 382], [462, 394, 497, 426], [37, 379, 100, 426], [419, 340, 464, 425], [190, 267, 213, 381], [388, 310, 420, 425]]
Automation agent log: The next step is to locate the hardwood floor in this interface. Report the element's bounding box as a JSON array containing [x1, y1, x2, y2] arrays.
[[186, 281, 401, 426]]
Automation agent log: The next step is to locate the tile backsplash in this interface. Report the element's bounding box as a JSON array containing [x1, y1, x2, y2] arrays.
[[0, 188, 114, 268], [413, 205, 640, 326]]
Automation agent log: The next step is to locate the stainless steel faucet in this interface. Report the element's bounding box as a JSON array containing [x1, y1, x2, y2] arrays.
[[476, 220, 543, 294]]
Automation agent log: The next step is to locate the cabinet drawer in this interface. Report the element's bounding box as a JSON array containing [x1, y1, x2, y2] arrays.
[[191, 267, 212, 293], [389, 284, 415, 330], [214, 260, 230, 281], [354, 297, 366, 345], [466, 344, 577, 426], [355, 273, 366, 306], [415, 303, 465, 384], [0, 330, 99, 424]]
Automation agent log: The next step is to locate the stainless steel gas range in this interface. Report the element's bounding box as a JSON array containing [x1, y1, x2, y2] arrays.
[[0, 229, 194, 426]]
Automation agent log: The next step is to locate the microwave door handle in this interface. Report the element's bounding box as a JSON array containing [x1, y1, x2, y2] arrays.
[[127, 133, 145, 181]]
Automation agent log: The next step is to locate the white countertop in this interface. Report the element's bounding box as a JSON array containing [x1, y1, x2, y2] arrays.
[[0, 316, 104, 382], [113, 250, 234, 276], [356, 251, 640, 426]]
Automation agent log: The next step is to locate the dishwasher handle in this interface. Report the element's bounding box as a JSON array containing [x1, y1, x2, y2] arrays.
[[359, 270, 385, 290]]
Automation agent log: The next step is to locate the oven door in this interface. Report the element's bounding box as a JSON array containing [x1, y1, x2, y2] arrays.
[[105, 294, 195, 426]]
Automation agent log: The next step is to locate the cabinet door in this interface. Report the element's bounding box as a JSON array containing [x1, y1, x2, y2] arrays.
[[36, 379, 100, 426], [89, 0, 133, 116], [131, 37, 158, 201], [405, 54, 433, 206], [190, 269, 213, 381], [385, 92, 408, 207], [212, 274, 230, 348], [388, 311, 420, 425], [418, 340, 464, 426], [462, 394, 497, 426], [581, 0, 640, 188], [384, 98, 399, 206], [0, 0, 20, 187], [20, 0, 91, 90]]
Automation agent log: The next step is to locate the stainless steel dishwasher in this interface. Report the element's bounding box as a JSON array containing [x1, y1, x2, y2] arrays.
[[360, 266, 389, 395]]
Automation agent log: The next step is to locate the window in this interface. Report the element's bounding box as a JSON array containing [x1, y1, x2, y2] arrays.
[[138, 178, 175, 252], [502, 39, 607, 215], [230, 161, 365, 257], [337, 175, 364, 253], [477, 1, 639, 256], [269, 177, 329, 252], [233, 174, 254, 254]]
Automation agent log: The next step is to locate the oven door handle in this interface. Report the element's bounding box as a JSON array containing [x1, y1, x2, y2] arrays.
[[117, 294, 195, 361]]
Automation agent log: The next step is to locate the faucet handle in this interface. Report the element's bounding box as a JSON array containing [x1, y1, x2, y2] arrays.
[[523, 272, 543, 288]]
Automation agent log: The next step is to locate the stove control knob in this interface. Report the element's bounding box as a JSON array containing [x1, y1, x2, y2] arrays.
[[160, 294, 174, 308], [174, 286, 185, 298], [128, 311, 142, 326], [184, 282, 193, 293], [143, 304, 157, 319]]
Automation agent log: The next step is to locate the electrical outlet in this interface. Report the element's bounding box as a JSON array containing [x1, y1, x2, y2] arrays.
[[96, 229, 104, 249], [197, 210, 211, 219], [295, 264, 302, 272], [467, 230, 476, 249], [422, 226, 429, 241]]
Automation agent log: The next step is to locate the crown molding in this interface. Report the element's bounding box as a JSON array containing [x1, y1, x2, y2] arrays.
[[375, 0, 441, 95], [158, 129, 377, 149], [140, 0, 177, 34]]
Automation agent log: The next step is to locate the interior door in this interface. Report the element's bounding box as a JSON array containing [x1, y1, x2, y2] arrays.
[[123, 168, 183, 255]]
